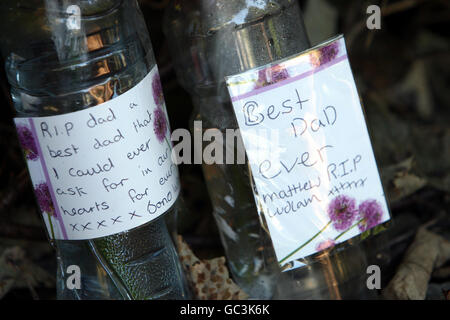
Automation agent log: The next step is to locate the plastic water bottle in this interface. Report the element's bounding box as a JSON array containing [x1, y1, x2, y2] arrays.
[[2, 0, 189, 300], [164, 0, 377, 299]]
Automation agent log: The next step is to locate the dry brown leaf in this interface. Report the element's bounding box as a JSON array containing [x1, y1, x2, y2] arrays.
[[382, 157, 427, 203], [392, 172, 427, 202], [383, 228, 450, 300], [176, 235, 248, 300]]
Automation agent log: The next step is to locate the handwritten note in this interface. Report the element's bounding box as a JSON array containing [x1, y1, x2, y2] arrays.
[[15, 67, 180, 240], [226, 36, 390, 270]]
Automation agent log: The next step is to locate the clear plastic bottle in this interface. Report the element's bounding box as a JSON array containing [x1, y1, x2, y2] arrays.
[[164, 0, 376, 299], [1, 0, 189, 300]]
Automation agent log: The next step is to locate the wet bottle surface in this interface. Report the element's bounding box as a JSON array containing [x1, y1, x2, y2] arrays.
[[1, 0, 189, 300], [164, 0, 375, 299]]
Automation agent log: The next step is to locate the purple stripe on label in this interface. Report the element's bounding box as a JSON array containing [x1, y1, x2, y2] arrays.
[[231, 54, 348, 102], [29, 119, 68, 240]]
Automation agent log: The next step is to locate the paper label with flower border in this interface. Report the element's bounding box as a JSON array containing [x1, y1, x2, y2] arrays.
[[14, 66, 180, 240], [225, 35, 391, 271]]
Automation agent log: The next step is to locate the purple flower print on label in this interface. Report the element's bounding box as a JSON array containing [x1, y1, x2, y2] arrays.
[[310, 41, 340, 68], [34, 182, 56, 216], [357, 199, 384, 232], [328, 195, 358, 232], [34, 182, 57, 240], [153, 106, 168, 144], [17, 125, 39, 161], [152, 72, 164, 107]]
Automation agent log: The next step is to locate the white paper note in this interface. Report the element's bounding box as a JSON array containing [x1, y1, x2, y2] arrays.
[[226, 36, 390, 270], [15, 66, 180, 240]]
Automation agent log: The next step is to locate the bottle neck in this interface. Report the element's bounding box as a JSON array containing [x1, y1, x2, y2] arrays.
[[165, 0, 311, 98], [4, 0, 155, 117]]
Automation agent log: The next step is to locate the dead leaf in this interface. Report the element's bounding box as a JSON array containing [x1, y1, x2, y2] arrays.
[[382, 157, 427, 203], [383, 228, 450, 300], [176, 235, 248, 300], [392, 172, 427, 202]]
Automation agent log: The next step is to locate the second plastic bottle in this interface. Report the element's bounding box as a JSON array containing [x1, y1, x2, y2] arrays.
[[164, 0, 376, 299]]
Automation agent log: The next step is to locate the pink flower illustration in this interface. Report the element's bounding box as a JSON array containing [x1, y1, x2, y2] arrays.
[[310, 41, 340, 67], [152, 72, 164, 107], [35, 183, 55, 216], [316, 239, 336, 252], [328, 195, 357, 231], [357, 199, 384, 232], [153, 106, 168, 144], [17, 125, 38, 161]]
